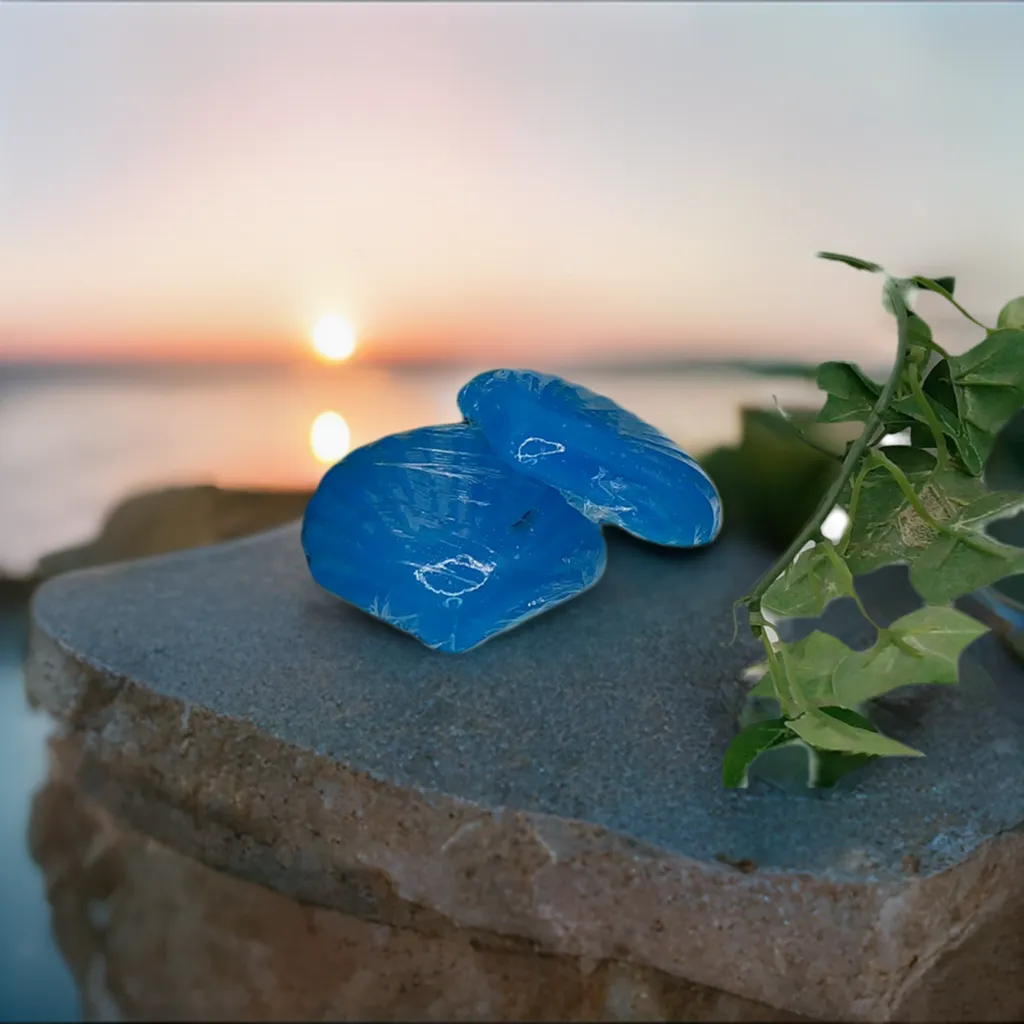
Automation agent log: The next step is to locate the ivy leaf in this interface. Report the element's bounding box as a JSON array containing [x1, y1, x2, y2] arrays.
[[722, 718, 796, 788], [762, 542, 856, 618], [909, 330, 1024, 474], [883, 316, 951, 444], [816, 332, 1023, 484], [816, 362, 881, 424], [891, 390, 961, 455], [747, 674, 774, 700], [906, 479, 1024, 602], [949, 489, 1024, 532], [748, 631, 853, 705], [816, 359, 918, 435], [808, 708, 881, 787], [817, 252, 883, 273], [910, 275, 957, 303], [953, 328, 1024, 387], [920, 358, 986, 474], [890, 359, 965, 460], [890, 605, 988, 661], [842, 447, 1024, 587], [997, 296, 1024, 330], [907, 275, 995, 333], [841, 447, 939, 574], [922, 354, 959, 410], [787, 706, 923, 758], [736, 728, 881, 790], [907, 311, 939, 357], [910, 532, 1024, 604], [832, 606, 987, 705]]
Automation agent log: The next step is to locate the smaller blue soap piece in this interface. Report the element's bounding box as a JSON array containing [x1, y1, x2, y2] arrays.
[[457, 369, 723, 548], [302, 422, 607, 653]]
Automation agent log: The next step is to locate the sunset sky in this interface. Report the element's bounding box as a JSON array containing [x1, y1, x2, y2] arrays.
[[2, 2, 1023, 366]]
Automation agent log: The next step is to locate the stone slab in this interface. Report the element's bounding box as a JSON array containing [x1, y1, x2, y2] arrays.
[[26, 523, 1024, 1020], [31, 737, 804, 1022]]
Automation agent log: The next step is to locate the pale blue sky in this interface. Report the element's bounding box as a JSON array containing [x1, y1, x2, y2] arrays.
[[1, 2, 1021, 364]]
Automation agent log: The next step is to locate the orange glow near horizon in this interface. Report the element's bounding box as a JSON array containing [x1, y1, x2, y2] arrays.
[[5, 5, 1023, 370]]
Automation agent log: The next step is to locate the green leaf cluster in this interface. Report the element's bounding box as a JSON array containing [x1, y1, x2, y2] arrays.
[[724, 255, 1024, 790]]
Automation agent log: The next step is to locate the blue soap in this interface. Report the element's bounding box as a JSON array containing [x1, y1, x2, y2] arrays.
[[457, 369, 723, 548], [301, 422, 607, 653]]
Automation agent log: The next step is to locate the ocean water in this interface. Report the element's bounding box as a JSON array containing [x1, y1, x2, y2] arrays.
[[0, 363, 820, 576], [0, 361, 819, 1019]]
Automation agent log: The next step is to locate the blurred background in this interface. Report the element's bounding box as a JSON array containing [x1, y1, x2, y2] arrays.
[[2, 2, 1024, 1019], [4, 1, 1024, 571]]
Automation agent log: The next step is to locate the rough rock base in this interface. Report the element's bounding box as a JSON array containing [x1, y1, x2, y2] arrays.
[[31, 737, 801, 1023], [26, 525, 1024, 1021]]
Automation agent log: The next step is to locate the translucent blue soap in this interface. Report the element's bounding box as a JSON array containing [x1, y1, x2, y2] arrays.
[[301, 422, 608, 653], [457, 369, 723, 548]]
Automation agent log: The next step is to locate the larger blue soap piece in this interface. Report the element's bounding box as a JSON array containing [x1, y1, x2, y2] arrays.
[[457, 369, 723, 548], [301, 422, 607, 653]]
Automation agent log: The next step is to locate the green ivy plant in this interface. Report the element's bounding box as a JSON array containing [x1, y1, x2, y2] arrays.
[[723, 252, 1024, 789]]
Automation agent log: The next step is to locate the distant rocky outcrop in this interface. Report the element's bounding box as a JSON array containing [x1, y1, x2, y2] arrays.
[[34, 485, 313, 581]]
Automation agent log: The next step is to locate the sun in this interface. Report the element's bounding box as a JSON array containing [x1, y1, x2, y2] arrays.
[[310, 410, 351, 464], [311, 315, 357, 362]]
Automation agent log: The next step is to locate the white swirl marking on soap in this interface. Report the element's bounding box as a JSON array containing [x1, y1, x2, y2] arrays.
[[380, 461, 486, 482], [578, 499, 634, 527], [591, 467, 629, 495], [415, 553, 496, 597], [367, 596, 419, 630], [578, 471, 634, 524], [515, 437, 566, 465]]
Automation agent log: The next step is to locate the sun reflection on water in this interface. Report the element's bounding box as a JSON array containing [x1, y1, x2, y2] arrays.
[[309, 411, 351, 464]]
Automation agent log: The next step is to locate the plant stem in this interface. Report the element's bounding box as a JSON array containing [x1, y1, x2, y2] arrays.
[[840, 462, 871, 555], [907, 362, 949, 470], [757, 626, 795, 717], [870, 449, 1009, 557], [744, 278, 915, 609], [820, 539, 876, 626], [877, 626, 926, 658]]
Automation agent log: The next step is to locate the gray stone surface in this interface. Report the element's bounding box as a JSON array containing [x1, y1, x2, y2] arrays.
[[25, 523, 1024, 1021]]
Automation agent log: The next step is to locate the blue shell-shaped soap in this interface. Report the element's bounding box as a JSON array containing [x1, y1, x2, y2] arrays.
[[458, 369, 722, 548], [301, 422, 607, 652]]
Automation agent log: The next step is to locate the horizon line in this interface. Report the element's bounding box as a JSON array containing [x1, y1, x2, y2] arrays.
[[0, 352, 840, 383]]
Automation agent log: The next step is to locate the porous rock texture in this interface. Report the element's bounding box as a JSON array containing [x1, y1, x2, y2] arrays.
[[30, 738, 800, 1022], [25, 523, 1024, 1021]]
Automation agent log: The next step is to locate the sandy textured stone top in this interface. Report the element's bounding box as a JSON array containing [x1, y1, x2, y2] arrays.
[[28, 522, 1023, 875], [26, 523, 1024, 1020]]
